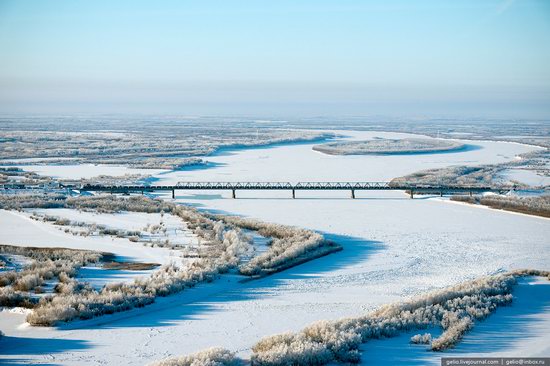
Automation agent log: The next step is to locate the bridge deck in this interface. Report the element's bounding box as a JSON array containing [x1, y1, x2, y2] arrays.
[[3, 182, 510, 199], [80, 181, 500, 191], [79, 181, 505, 195]]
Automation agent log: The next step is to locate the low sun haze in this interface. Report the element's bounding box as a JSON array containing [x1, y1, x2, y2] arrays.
[[0, 0, 549, 116]]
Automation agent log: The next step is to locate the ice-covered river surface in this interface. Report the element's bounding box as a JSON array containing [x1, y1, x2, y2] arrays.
[[2, 130, 550, 365]]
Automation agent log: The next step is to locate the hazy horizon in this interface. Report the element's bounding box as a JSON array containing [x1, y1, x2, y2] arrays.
[[1, 0, 549, 117]]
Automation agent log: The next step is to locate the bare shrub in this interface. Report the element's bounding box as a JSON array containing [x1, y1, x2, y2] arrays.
[[410, 333, 432, 344], [53, 218, 71, 226], [431, 317, 472, 351], [0, 245, 104, 307], [0, 245, 102, 264], [0, 287, 37, 308], [150, 347, 239, 366], [13, 273, 42, 291]]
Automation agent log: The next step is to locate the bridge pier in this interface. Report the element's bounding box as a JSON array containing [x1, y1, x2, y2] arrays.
[[232, 189, 236, 199], [351, 189, 355, 199], [292, 189, 295, 199], [172, 189, 175, 199]]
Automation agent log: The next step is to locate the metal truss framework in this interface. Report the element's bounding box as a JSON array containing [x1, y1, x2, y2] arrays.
[[77, 181, 508, 199]]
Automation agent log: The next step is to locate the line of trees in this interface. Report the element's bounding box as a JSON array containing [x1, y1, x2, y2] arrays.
[[216, 216, 341, 277], [451, 194, 550, 218]]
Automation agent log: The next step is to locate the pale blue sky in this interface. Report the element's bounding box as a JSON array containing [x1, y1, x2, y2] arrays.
[[0, 0, 549, 116]]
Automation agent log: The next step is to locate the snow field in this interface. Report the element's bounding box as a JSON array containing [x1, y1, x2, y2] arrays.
[[0, 130, 548, 365]]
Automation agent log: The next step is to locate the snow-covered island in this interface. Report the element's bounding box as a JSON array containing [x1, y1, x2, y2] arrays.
[[313, 137, 466, 155]]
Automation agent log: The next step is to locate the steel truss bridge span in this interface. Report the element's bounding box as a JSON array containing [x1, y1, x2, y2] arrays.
[[79, 182, 507, 199]]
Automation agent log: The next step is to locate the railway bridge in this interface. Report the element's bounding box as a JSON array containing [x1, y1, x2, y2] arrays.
[[78, 182, 509, 199]]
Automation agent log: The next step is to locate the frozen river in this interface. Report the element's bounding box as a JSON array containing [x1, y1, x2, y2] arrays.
[[155, 130, 538, 184], [2, 130, 549, 365]]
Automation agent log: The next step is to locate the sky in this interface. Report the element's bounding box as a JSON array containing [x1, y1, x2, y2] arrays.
[[0, 0, 549, 117]]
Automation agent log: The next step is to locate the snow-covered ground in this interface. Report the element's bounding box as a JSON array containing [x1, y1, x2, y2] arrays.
[[502, 168, 550, 187], [0, 209, 188, 264], [1, 130, 549, 365], [9, 208, 199, 288], [30, 208, 198, 247]]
